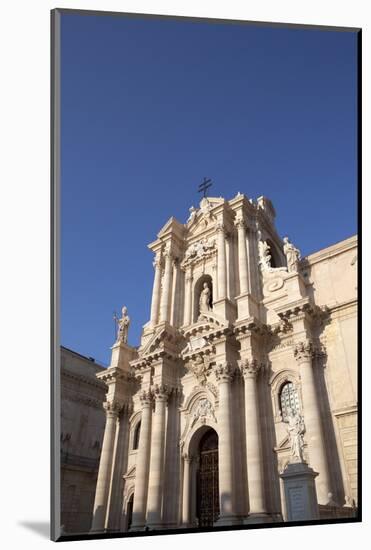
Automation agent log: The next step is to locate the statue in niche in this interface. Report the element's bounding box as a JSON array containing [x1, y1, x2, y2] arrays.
[[283, 236, 301, 272], [116, 306, 130, 344], [199, 281, 212, 313], [286, 407, 305, 463]]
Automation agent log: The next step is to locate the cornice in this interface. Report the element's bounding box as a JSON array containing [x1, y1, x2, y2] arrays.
[[96, 366, 136, 385], [61, 367, 106, 390], [61, 390, 104, 410], [301, 235, 357, 267], [332, 403, 358, 417], [234, 317, 270, 339], [326, 298, 357, 315], [274, 298, 329, 325]]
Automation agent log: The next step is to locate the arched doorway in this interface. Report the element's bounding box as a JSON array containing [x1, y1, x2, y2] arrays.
[[196, 428, 219, 526], [126, 494, 134, 531]]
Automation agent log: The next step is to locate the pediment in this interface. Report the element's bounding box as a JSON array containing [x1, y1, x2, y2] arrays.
[[139, 324, 182, 357], [124, 465, 136, 480], [201, 196, 225, 208], [186, 197, 225, 237], [182, 312, 228, 340], [139, 327, 167, 356], [276, 434, 290, 451], [187, 213, 218, 238], [157, 216, 185, 239]]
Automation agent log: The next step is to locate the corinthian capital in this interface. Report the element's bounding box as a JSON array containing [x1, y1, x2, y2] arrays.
[[238, 357, 263, 378], [234, 217, 246, 231], [152, 383, 170, 402], [139, 389, 153, 406], [163, 248, 173, 262], [153, 254, 162, 269], [216, 222, 226, 234], [215, 362, 235, 383], [238, 358, 262, 378], [294, 341, 313, 363], [103, 400, 121, 417]]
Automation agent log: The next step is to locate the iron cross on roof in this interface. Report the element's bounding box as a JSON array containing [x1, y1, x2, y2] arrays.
[[198, 177, 212, 198]]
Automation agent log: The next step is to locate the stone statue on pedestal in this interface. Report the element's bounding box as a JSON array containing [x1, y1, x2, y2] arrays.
[[283, 237, 301, 272], [116, 306, 130, 344], [199, 282, 212, 313], [258, 237, 272, 271], [286, 407, 305, 463], [187, 206, 197, 223]]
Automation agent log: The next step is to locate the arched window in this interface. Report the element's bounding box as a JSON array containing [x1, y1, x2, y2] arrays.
[[279, 382, 300, 421], [132, 421, 141, 450], [266, 239, 281, 268]]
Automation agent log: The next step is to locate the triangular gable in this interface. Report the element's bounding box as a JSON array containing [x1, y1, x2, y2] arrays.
[[157, 216, 185, 238], [186, 196, 225, 235], [275, 434, 290, 451], [139, 326, 166, 356], [123, 465, 136, 480]]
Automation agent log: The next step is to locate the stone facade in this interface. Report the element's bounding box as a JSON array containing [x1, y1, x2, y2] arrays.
[[90, 193, 358, 532], [60, 347, 106, 533]]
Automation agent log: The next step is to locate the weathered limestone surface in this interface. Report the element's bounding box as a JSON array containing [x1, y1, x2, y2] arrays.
[[60, 347, 106, 534], [85, 194, 357, 534]]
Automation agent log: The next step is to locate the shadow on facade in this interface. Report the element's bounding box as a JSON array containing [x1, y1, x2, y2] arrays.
[[162, 390, 181, 526], [259, 362, 282, 516], [314, 349, 345, 507]]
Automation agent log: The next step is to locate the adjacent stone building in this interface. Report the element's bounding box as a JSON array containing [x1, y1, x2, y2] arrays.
[[60, 347, 106, 533], [89, 193, 358, 533]]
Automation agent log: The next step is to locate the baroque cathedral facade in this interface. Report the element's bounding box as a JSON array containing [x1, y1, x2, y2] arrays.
[[89, 193, 357, 532]]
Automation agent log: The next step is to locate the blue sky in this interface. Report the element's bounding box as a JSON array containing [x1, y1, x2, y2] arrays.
[[60, 12, 358, 364]]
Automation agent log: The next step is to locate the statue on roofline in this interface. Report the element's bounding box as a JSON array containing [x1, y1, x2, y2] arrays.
[[115, 306, 130, 344], [283, 236, 301, 272]]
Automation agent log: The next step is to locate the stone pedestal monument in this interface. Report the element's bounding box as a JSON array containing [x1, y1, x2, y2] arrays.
[[280, 462, 319, 522], [280, 408, 319, 521]]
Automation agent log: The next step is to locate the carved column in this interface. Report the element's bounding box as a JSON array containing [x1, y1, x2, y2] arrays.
[[159, 250, 173, 323], [91, 401, 120, 532], [146, 385, 169, 527], [294, 341, 331, 504], [216, 223, 227, 299], [215, 363, 237, 524], [184, 269, 193, 326], [212, 263, 218, 301], [182, 454, 191, 526], [131, 391, 152, 530], [235, 218, 249, 295], [240, 358, 266, 515], [170, 259, 180, 326], [150, 253, 162, 326]]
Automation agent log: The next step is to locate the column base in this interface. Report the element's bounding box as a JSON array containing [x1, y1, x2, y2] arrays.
[[243, 513, 276, 525], [215, 515, 243, 526], [145, 523, 164, 530], [128, 524, 147, 532]]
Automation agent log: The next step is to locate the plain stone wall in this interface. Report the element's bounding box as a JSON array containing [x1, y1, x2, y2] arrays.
[[60, 347, 107, 533]]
